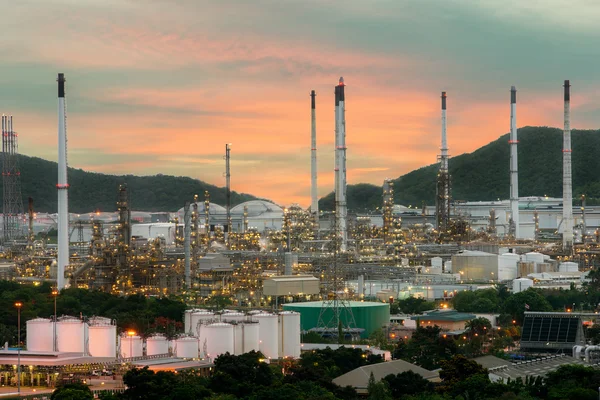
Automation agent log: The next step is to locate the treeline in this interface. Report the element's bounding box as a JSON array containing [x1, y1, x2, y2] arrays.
[[320, 127, 600, 211], [50, 350, 600, 400], [0, 281, 186, 345], [2, 154, 258, 213]]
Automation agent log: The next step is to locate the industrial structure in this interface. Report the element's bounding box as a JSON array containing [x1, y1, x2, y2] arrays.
[[509, 86, 519, 239], [1, 114, 24, 242], [310, 90, 319, 238], [562, 80, 574, 252], [57, 73, 69, 290], [436, 91, 451, 236], [334, 77, 348, 252]]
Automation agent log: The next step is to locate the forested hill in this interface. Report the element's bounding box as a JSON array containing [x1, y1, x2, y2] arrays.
[[319, 126, 600, 211], [3, 155, 258, 213]]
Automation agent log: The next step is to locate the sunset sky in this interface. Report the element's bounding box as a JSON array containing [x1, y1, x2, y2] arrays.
[[2, 0, 600, 207]]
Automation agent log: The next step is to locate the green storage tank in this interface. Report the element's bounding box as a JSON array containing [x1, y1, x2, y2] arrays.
[[282, 301, 390, 338]]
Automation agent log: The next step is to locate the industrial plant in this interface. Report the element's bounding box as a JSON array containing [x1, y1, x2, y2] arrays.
[[3, 73, 600, 394]]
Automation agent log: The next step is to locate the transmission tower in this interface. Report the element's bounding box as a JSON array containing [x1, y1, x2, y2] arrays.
[[2, 115, 24, 242], [316, 211, 358, 341]]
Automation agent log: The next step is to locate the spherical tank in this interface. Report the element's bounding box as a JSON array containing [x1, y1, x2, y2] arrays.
[[146, 335, 169, 356], [278, 312, 301, 359], [205, 323, 234, 359], [252, 313, 278, 360], [26, 318, 54, 352], [120, 335, 143, 358], [221, 312, 246, 323], [233, 322, 259, 355], [190, 312, 216, 337], [175, 337, 199, 358], [87, 324, 117, 358], [57, 317, 85, 353]]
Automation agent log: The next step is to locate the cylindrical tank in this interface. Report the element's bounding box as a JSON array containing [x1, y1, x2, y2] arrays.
[[498, 253, 519, 280], [120, 335, 143, 358], [26, 318, 54, 352], [518, 261, 535, 277], [559, 262, 579, 272], [87, 321, 116, 358], [174, 336, 199, 358], [57, 317, 85, 353], [190, 311, 216, 337], [513, 278, 534, 293], [252, 313, 278, 359], [444, 260, 452, 273], [537, 262, 553, 273], [233, 322, 260, 355], [524, 252, 544, 264], [146, 335, 169, 356], [278, 312, 301, 359], [184, 309, 201, 334], [221, 313, 247, 323], [205, 323, 234, 359]]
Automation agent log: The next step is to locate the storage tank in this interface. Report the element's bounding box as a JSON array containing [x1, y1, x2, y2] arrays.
[[233, 322, 260, 355], [57, 317, 86, 353], [518, 261, 535, 277], [252, 313, 278, 359], [498, 253, 519, 280], [559, 262, 579, 272], [146, 334, 169, 356], [278, 311, 301, 358], [524, 252, 545, 264], [190, 311, 216, 337], [120, 334, 143, 358], [205, 323, 234, 359], [87, 320, 116, 358], [537, 262, 554, 273], [221, 312, 247, 323], [444, 261, 452, 273], [184, 309, 203, 334], [26, 318, 54, 352], [174, 336, 199, 358], [513, 278, 534, 293]]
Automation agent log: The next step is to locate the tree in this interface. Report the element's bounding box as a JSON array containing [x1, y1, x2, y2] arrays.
[[502, 289, 552, 324], [383, 371, 433, 398], [438, 355, 488, 389], [396, 297, 435, 314], [367, 372, 392, 400], [465, 317, 492, 337], [396, 326, 457, 370], [51, 383, 93, 400]]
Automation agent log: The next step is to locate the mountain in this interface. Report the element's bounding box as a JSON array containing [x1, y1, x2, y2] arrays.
[[2, 155, 258, 213], [319, 126, 600, 211]]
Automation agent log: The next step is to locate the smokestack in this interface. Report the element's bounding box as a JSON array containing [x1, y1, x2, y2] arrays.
[[225, 143, 231, 248], [509, 86, 519, 239], [28, 197, 34, 248], [436, 91, 451, 233], [310, 90, 318, 237], [56, 73, 69, 290], [334, 77, 348, 251], [440, 92, 448, 172], [563, 80, 573, 251], [184, 201, 191, 289]]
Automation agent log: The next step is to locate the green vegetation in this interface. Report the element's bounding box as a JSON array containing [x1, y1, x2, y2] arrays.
[[320, 127, 600, 210], [8, 154, 259, 213], [0, 281, 186, 343]]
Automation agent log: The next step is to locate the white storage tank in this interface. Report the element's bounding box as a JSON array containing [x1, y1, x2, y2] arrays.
[[444, 260, 452, 273], [57, 317, 86, 353], [190, 311, 216, 337], [278, 312, 301, 359], [559, 262, 579, 272], [252, 313, 278, 360], [120, 334, 143, 358], [233, 322, 260, 355], [221, 313, 247, 323], [524, 252, 544, 265], [87, 320, 116, 358], [513, 278, 534, 293], [146, 334, 169, 356], [26, 318, 54, 352], [174, 336, 199, 358], [184, 309, 203, 334], [205, 323, 234, 359], [498, 253, 520, 281]]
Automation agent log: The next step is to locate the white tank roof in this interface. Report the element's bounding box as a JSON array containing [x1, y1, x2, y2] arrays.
[[231, 201, 283, 216]]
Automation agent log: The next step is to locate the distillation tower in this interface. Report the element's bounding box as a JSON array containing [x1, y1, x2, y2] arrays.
[[1, 114, 24, 242]]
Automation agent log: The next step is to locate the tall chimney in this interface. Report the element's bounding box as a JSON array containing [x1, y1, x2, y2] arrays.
[[57, 73, 69, 290], [436, 91, 451, 234], [225, 143, 231, 248], [509, 86, 519, 239], [184, 201, 191, 289], [310, 90, 319, 237], [562, 80, 573, 251], [335, 77, 348, 251]]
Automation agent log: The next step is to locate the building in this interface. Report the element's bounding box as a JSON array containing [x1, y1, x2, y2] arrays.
[[262, 275, 320, 297], [452, 251, 501, 282], [198, 253, 233, 297], [410, 309, 476, 332], [520, 311, 586, 351]]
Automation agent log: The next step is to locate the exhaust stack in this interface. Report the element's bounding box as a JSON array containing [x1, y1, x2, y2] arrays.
[[310, 90, 318, 236], [509, 86, 519, 239], [562, 80, 573, 251], [436, 92, 451, 234], [334, 77, 347, 251], [57, 73, 69, 290]]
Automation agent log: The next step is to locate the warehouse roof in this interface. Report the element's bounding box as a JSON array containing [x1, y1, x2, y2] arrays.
[[411, 309, 476, 322], [333, 359, 439, 393]]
